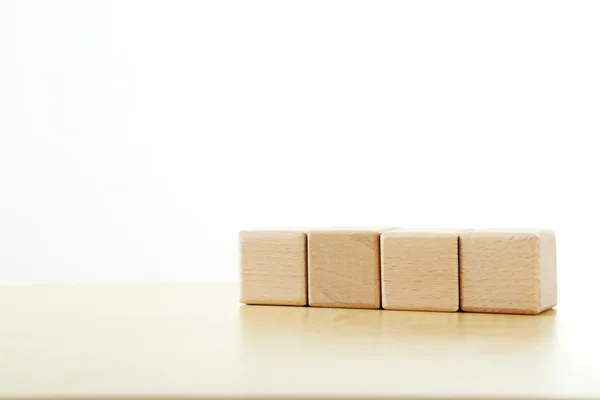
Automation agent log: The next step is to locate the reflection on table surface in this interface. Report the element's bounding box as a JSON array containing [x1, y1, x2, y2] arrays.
[[237, 304, 563, 395], [0, 283, 598, 399], [235, 293, 598, 399], [240, 302, 558, 340]]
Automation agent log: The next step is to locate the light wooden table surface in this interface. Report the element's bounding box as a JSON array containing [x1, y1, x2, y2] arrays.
[[0, 283, 598, 400]]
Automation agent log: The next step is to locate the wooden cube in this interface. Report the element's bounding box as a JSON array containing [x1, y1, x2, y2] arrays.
[[381, 229, 463, 312], [460, 229, 557, 315], [240, 230, 307, 306], [308, 228, 392, 309]]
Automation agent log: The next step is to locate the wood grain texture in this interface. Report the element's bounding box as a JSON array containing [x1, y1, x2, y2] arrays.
[[308, 228, 391, 309], [240, 230, 307, 306], [459, 229, 557, 314], [381, 229, 461, 312]]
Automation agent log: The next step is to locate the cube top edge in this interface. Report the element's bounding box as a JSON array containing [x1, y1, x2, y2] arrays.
[[461, 229, 555, 237], [383, 228, 470, 237], [309, 226, 398, 234], [240, 226, 312, 231], [239, 229, 308, 238]]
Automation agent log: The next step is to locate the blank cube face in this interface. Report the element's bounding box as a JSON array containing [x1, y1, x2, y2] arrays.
[[381, 231, 459, 312], [308, 230, 382, 309], [240, 231, 307, 306], [460, 230, 557, 315]]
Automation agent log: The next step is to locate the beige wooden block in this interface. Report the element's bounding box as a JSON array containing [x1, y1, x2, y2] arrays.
[[308, 227, 393, 309], [460, 229, 557, 315], [240, 230, 307, 306], [381, 229, 463, 312]]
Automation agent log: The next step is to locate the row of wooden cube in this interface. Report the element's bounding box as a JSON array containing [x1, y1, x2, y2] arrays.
[[239, 228, 557, 315]]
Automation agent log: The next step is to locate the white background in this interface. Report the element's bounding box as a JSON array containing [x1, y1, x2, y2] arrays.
[[1, 1, 599, 287]]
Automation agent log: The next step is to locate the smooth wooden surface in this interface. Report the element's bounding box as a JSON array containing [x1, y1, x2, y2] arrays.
[[308, 228, 387, 308], [1, 282, 599, 400], [381, 229, 460, 312], [239, 230, 307, 306], [460, 229, 557, 314]]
